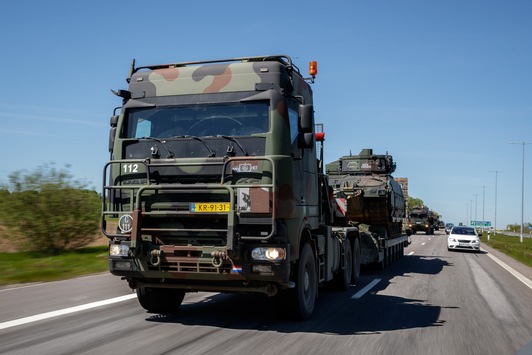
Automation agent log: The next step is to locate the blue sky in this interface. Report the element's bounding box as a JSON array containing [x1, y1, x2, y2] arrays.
[[0, 1, 531, 229]]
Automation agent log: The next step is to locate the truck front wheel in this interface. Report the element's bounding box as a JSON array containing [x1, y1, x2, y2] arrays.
[[293, 243, 318, 320], [277, 243, 317, 320], [137, 286, 186, 314], [275, 243, 317, 320]]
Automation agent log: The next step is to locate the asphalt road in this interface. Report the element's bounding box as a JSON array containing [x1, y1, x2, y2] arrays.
[[1, 230, 531, 355]]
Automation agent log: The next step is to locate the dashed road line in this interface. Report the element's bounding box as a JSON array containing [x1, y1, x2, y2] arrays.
[[351, 278, 381, 299]]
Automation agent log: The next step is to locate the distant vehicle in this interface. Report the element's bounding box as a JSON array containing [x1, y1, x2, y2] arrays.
[[408, 205, 435, 235], [447, 226, 481, 252], [445, 223, 454, 235], [439, 221, 445, 229]]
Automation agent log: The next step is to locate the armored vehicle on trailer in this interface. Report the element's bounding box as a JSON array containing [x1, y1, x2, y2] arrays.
[[103, 55, 361, 320], [326, 149, 410, 267]]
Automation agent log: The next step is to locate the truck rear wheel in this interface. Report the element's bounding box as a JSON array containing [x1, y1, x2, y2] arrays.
[[352, 237, 361, 284], [334, 238, 352, 290], [137, 286, 185, 314]]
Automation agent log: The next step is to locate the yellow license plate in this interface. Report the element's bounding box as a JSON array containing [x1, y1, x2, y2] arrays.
[[190, 203, 230, 212]]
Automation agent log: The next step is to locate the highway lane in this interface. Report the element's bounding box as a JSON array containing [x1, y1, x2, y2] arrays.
[[1, 230, 531, 354]]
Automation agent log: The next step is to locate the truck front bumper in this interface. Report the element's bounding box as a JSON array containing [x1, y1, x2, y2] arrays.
[[108, 242, 292, 295]]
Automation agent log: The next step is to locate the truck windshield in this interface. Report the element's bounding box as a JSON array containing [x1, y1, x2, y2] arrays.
[[411, 213, 427, 219], [122, 102, 269, 139]]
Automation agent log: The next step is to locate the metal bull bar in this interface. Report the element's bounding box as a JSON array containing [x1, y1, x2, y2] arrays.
[[102, 157, 277, 251]]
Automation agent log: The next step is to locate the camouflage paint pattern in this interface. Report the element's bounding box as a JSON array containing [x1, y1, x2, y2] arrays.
[[103, 56, 318, 295]]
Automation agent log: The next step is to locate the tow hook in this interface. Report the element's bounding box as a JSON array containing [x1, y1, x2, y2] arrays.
[[149, 249, 161, 266], [211, 250, 228, 268]]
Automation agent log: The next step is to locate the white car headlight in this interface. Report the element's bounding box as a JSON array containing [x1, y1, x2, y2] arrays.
[[251, 247, 286, 261], [110, 244, 130, 256]]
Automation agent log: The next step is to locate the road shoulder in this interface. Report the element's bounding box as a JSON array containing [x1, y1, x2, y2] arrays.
[[481, 242, 532, 284]]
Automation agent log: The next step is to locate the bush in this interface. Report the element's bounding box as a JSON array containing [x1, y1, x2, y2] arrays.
[[0, 163, 101, 254]]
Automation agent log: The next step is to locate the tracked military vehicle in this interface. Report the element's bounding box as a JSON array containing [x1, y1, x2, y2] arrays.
[[326, 149, 410, 267]]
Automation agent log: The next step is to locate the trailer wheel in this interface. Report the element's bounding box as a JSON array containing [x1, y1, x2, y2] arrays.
[[352, 237, 361, 284], [335, 238, 352, 290], [137, 286, 185, 314]]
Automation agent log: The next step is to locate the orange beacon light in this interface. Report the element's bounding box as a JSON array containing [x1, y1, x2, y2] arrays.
[[309, 61, 318, 79]]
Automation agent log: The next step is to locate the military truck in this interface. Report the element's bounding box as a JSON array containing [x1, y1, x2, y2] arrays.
[[408, 205, 435, 235], [326, 149, 410, 268], [102, 55, 404, 320]]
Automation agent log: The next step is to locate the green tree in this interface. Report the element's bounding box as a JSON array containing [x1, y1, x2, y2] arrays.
[[408, 197, 424, 211], [0, 163, 100, 254]]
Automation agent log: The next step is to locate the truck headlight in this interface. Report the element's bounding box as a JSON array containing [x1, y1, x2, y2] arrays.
[[251, 247, 286, 261], [110, 244, 130, 256]]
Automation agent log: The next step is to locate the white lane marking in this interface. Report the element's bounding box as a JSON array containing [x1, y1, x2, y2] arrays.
[[408, 251, 415, 255], [0, 293, 137, 330], [483, 249, 532, 291], [421, 242, 426, 246], [351, 278, 381, 299]]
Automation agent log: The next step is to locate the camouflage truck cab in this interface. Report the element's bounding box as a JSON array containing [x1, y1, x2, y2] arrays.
[[408, 205, 435, 235], [102, 55, 350, 319]]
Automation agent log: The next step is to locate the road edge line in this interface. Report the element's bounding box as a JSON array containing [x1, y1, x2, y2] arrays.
[[0, 293, 136, 330], [483, 249, 532, 291]]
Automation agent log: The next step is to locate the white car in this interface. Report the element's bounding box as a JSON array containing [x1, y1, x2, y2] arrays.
[[447, 226, 481, 252]]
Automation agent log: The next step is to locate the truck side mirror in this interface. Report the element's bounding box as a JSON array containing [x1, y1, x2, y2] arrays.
[[299, 104, 314, 133], [109, 115, 118, 153], [110, 115, 119, 127], [109, 127, 116, 153]]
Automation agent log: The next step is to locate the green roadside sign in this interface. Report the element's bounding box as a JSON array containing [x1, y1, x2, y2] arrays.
[[470, 220, 491, 227]]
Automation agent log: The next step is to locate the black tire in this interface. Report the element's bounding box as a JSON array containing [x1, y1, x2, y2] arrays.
[[378, 248, 387, 270], [334, 238, 352, 290], [286, 243, 317, 320], [137, 286, 186, 314], [351, 237, 361, 284]]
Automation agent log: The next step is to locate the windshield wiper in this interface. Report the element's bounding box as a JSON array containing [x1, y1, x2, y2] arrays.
[[138, 137, 175, 158], [170, 135, 216, 157], [216, 135, 249, 156]]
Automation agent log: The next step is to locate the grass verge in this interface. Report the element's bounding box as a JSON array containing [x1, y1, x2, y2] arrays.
[[0, 246, 109, 287], [481, 233, 532, 268]]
